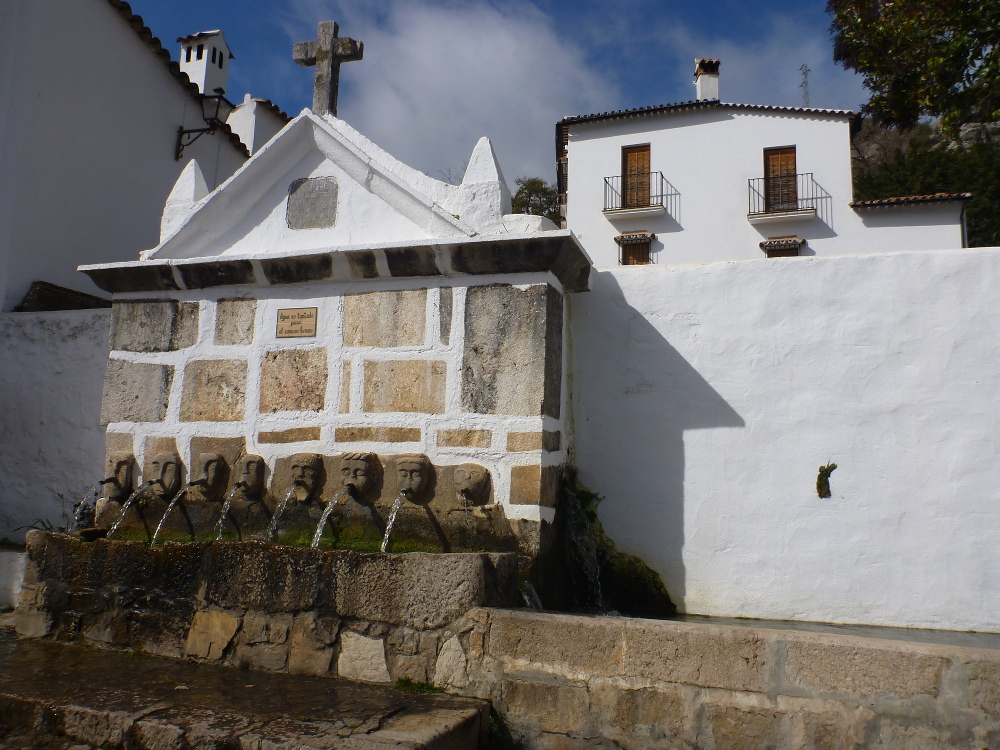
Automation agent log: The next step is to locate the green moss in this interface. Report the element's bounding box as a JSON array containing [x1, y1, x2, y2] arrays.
[[393, 676, 439, 694]]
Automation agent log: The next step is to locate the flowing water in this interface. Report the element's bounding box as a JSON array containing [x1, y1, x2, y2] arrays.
[[264, 485, 298, 541], [213, 485, 242, 541], [70, 483, 104, 531], [379, 491, 408, 553], [106, 484, 153, 540], [150, 489, 189, 546], [521, 581, 544, 609], [310, 486, 351, 548]]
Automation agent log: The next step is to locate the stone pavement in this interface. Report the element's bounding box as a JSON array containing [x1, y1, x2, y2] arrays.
[[0, 618, 486, 750]]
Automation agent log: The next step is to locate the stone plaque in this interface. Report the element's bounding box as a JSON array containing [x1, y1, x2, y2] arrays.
[[276, 307, 318, 338], [286, 177, 338, 229]]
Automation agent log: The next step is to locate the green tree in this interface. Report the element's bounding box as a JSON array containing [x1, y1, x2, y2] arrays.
[[853, 127, 1000, 247], [827, 0, 1000, 132], [511, 177, 561, 224]]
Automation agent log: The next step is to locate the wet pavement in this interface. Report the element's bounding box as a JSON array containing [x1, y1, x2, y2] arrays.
[[0, 618, 485, 749]]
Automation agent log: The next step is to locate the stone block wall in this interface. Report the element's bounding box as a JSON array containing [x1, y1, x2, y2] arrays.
[[98, 277, 568, 549]]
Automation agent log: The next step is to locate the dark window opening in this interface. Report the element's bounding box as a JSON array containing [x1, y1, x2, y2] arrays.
[[196, 44, 204, 60], [211, 47, 217, 64], [218, 55, 224, 69], [185, 46, 192, 62]]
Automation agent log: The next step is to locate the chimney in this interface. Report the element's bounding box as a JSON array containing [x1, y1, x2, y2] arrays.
[[178, 30, 233, 96], [694, 58, 720, 101]]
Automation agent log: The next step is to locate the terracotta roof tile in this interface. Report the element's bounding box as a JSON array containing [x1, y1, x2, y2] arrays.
[[850, 192, 972, 208]]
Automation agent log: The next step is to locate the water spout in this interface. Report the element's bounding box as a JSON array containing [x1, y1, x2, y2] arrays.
[[264, 485, 297, 541], [380, 490, 409, 553], [106, 483, 154, 540], [310, 486, 352, 548]]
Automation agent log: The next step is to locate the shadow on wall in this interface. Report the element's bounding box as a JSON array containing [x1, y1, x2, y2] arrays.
[[569, 270, 744, 611]]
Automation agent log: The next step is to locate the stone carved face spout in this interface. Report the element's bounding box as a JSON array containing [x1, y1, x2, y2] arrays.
[[340, 452, 376, 497], [289, 453, 324, 503], [147, 452, 182, 502], [236, 455, 266, 502], [191, 453, 228, 502], [396, 454, 432, 500], [455, 463, 490, 507], [102, 453, 134, 503]]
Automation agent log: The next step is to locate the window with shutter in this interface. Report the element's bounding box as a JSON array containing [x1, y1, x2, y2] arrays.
[[622, 145, 651, 208], [764, 146, 797, 212]]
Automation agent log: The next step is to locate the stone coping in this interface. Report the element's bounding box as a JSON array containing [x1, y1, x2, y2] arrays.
[[79, 231, 592, 294]]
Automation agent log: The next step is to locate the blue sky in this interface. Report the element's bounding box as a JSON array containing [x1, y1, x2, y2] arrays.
[[135, 0, 866, 184]]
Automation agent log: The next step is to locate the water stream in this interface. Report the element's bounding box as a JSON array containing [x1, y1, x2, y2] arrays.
[[264, 485, 297, 541], [106, 483, 153, 540], [150, 489, 189, 546], [379, 491, 408, 553], [310, 487, 351, 548], [213, 485, 242, 541]]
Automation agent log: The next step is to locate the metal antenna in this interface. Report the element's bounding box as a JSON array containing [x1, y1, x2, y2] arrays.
[[800, 64, 811, 107]]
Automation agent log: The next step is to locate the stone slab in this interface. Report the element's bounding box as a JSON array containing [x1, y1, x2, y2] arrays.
[[109, 300, 198, 352], [343, 289, 427, 347], [340, 361, 352, 412], [100, 360, 173, 425], [462, 284, 562, 418], [438, 429, 492, 448], [336, 426, 422, 443], [509, 465, 559, 507], [287, 177, 338, 230], [258, 426, 322, 443], [338, 631, 390, 683], [179, 359, 247, 422], [0, 625, 486, 750], [214, 297, 257, 345], [177, 259, 256, 289], [363, 360, 446, 413], [259, 348, 328, 412]]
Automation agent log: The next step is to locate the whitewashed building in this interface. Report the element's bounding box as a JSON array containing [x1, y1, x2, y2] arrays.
[[558, 59, 969, 266]]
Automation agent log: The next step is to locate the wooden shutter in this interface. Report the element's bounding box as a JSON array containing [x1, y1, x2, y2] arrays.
[[622, 145, 650, 208], [764, 147, 797, 212]]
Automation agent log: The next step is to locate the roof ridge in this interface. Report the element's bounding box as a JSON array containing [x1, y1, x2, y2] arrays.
[[559, 99, 856, 125]]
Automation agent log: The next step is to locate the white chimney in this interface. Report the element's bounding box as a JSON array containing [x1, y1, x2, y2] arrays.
[[694, 58, 720, 101], [178, 30, 233, 96]]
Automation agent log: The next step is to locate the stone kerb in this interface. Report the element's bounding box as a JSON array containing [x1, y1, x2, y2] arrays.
[[98, 274, 570, 532]]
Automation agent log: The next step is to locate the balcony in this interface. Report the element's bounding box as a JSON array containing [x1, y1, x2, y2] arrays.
[[747, 173, 823, 224], [604, 172, 677, 216]]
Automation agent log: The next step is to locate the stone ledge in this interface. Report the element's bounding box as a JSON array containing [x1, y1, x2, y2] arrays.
[[79, 232, 592, 294]]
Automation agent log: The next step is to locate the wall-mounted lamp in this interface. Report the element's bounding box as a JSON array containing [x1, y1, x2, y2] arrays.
[[175, 88, 234, 160]]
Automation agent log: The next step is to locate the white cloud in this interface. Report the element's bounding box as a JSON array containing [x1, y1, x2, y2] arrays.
[[281, 0, 616, 184]]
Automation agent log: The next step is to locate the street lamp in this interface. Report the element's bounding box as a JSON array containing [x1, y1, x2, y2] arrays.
[[175, 88, 235, 161]]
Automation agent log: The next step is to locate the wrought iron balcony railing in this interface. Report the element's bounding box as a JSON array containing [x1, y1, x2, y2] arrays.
[[748, 173, 823, 215], [604, 172, 676, 212]]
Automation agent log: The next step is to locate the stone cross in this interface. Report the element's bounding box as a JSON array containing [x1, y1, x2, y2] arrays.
[[293, 21, 364, 117]]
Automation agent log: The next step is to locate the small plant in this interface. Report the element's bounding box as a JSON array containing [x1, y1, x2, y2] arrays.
[[393, 676, 439, 694], [817, 463, 838, 498]]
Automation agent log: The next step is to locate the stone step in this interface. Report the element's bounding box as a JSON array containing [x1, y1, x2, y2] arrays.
[[0, 625, 486, 750]]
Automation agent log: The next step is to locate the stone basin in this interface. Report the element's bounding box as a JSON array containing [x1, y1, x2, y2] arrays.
[[15, 531, 517, 686]]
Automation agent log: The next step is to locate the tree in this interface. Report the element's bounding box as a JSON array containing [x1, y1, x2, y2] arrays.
[[511, 177, 561, 224], [827, 0, 1000, 132]]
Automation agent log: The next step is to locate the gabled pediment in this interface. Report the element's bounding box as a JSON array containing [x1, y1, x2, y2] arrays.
[[147, 111, 478, 260]]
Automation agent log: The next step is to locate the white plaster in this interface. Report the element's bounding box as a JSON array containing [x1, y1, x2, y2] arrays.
[[564, 107, 965, 268], [177, 31, 231, 97], [0, 0, 247, 309], [160, 160, 209, 243], [0, 550, 26, 609], [0, 310, 110, 540], [227, 94, 287, 155], [571, 248, 1000, 632]]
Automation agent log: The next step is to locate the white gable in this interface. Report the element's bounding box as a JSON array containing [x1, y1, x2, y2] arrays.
[[147, 111, 519, 261]]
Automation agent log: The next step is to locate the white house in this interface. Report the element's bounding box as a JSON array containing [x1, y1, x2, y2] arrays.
[[0, 1, 253, 311], [558, 59, 969, 267]]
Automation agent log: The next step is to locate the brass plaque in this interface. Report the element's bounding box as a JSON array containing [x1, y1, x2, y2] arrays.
[[276, 307, 318, 338]]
